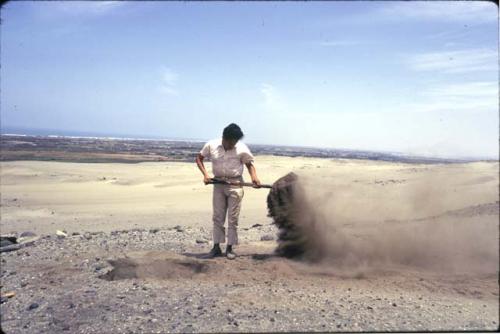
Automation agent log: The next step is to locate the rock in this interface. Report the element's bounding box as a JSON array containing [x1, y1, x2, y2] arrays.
[[56, 230, 68, 238], [195, 239, 208, 244], [260, 234, 274, 241], [174, 225, 184, 232], [20, 231, 37, 238], [71, 232, 80, 236], [0, 239, 15, 247], [28, 302, 39, 310], [0, 244, 22, 253], [149, 228, 160, 234], [251, 224, 263, 228]]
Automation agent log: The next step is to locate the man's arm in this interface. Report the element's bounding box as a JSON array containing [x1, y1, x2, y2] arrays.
[[245, 162, 261, 188], [196, 153, 211, 184]]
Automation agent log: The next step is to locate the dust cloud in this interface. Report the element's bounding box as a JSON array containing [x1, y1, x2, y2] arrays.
[[268, 172, 499, 275]]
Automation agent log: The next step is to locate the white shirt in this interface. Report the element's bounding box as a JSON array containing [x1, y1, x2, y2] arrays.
[[200, 138, 254, 178]]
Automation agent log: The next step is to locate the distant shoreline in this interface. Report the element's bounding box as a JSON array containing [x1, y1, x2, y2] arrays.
[[0, 134, 495, 164]]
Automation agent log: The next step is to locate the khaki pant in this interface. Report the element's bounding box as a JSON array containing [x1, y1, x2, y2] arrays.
[[212, 183, 244, 245]]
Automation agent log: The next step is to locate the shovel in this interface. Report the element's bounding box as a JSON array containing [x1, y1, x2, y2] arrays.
[[208, 178, 272, 189]]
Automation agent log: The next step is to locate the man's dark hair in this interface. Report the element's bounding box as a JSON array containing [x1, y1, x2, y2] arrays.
[[222, 123, 244, 141]]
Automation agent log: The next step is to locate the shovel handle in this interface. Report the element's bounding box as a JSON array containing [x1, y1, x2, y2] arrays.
[[208, 178, 272, 189]]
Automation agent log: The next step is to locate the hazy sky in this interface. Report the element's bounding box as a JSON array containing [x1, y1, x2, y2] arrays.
[[1, 1, 498, 158]]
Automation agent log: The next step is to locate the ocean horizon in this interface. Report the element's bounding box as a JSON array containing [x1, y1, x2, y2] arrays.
[[1, 126, 497, 162]]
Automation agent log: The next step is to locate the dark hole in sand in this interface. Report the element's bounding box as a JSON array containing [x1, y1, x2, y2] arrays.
[[99, 257, 209, 281]]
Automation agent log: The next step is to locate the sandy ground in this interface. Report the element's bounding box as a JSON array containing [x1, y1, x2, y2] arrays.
[[0, 156, 499, 332], [1, 156, 296, 234]]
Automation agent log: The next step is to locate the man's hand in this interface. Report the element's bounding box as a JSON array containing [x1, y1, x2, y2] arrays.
[[251, 177, 262, 188], [245, 162, 261, 188], [203, 175, 211, 185]]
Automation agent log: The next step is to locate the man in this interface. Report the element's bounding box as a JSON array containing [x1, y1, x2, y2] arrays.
[[196, 123, 261, 260]]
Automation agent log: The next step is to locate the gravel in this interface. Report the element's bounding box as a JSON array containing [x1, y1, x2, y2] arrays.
[[0, 226, 498, 333]]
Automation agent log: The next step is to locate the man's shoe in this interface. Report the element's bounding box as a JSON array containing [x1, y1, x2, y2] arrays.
[[226, 250, 237, 260], [203, 246, 222, 259]]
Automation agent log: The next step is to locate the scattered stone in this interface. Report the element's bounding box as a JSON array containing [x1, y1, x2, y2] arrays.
[[2, 292, 15, 299], [71, 232, 80, 236], [0, 239, 15, 247], [28, 302, 39, 310], [0, 243, 22, 253], [149, 228, 160, 234], [251, 224, 263, 228], [392, 303, 397, 307], [56, 230, 68, 238], [195, 239, 208, 244], [174, 225, 184, 232], [20, 231, 37, 238], [260, 234, 274, 241]]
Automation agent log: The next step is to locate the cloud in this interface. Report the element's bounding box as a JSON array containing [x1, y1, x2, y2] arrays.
[[407, 49, 497, 74], [378, 1, 497, 22], [408, 81, 498, 114], [40, 1, 125, 17], [260, 83, 286, 112], [159, 67, 179, 96], [316, 40, 366, 47], [422, 82, 497, 99], [161, 68, 178, 85], [317, 2, 497, 27]]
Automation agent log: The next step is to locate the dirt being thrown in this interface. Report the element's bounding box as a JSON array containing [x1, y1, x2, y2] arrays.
[[267, 172, 330, 261], [267, 172, 499, 275]]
